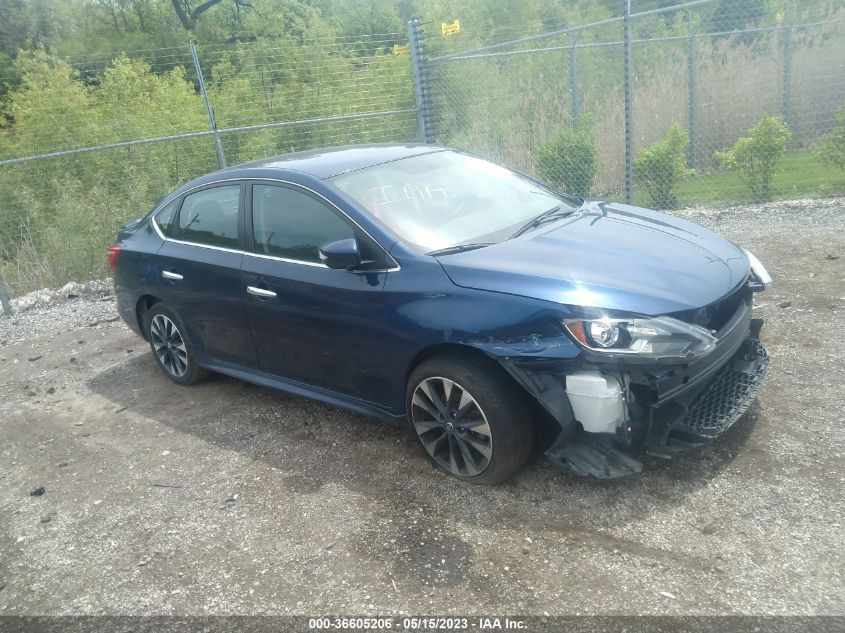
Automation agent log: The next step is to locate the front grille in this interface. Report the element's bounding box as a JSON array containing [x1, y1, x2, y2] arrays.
[[676, 342, 769, 438], [671, 283, 751, 331]]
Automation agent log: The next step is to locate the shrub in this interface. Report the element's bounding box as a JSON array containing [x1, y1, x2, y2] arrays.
[[821, 104, 845, 171], [536, 118, 599, 198], [633, 123, 693, 209], [716, 116, 791, 202]]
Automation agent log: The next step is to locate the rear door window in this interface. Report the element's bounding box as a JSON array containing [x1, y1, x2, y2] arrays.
[[176, 185, 241, 249]]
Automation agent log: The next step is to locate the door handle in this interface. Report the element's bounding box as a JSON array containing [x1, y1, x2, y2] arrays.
[[161, 270, 183, 281], [247, 285, 277, 298]]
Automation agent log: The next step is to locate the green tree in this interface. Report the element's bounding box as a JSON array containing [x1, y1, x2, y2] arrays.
[[170, 0, 250, 31], [709, 0, 767, 34], [633, 123, 693, 209], [716, 116, 791, 202], [0, 49, 216, 290], [821, 104, 845, 171], [536, 117, 599, 198]]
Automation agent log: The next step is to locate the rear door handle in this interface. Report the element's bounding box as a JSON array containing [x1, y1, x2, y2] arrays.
[[161, 270, 183, 281], [247, 286, 277, 298]]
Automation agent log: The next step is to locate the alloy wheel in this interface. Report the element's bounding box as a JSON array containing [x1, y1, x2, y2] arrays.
[[411, 377, 493, 477], [150, 314, 188, 378]]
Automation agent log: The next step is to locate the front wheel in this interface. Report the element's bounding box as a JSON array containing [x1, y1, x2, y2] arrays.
[[145, 303, 206, 385], [407, 354, 533, 484]]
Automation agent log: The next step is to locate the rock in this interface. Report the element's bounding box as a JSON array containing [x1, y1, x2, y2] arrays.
[[60, 282, 83, 298], [28, 355, 43, 362], [40, 515, 51, 523], [660, 591, 677, 599], [46, 387, 55, 395], [701, 522, 717, 535], [825, 254, 839, 261], [105, 315, 120, 322], [779, 301, 792, 309], [30, 486, 45, 497]]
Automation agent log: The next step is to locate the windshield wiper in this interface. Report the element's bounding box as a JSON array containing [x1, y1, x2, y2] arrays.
[[427, 242, 494, 256], [508, 205, 576, 240]]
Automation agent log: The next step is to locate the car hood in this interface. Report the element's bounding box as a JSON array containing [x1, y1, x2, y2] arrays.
[[437, 202, 750, 316]]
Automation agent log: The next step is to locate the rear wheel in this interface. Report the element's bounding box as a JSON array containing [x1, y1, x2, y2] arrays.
[[407, 354, 533, 484], [145, 303, 206, 385]]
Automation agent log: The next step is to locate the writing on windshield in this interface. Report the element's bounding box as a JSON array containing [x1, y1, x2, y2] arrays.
[[330, 150, 573, 252]]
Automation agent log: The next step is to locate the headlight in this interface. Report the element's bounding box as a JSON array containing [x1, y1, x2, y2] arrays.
[[742, 248, 772, 290], [563, 316, 717, 361]]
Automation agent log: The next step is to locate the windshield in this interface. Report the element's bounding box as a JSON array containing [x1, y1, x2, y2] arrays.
[[329, 151, 578, 253]]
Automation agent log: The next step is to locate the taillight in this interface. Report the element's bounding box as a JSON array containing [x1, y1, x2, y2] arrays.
[[107, 245, 122, 270]]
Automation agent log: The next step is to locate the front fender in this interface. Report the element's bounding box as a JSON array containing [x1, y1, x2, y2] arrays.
[[383, 256, 584, 420]]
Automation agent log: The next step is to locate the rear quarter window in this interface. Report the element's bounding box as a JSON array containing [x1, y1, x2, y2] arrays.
[[153, 198, 180, 236]]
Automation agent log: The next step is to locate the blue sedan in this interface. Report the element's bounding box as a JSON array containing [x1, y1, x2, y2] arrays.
[[110, 144, 771, 482]]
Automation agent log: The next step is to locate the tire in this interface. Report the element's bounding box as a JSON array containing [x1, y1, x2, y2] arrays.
[[407, 353, 533, 484], [144, 303, 207, 386]]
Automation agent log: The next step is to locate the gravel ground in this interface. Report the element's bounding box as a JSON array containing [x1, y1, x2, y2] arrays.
[[0, 198, 843, 616]]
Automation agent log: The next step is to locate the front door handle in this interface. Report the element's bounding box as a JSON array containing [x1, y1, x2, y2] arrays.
[[161, 270, 183, 281], [247, 285, 277, 298]]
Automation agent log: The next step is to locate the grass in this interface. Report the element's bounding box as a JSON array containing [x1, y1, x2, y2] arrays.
[[623, 149, 845, 208]]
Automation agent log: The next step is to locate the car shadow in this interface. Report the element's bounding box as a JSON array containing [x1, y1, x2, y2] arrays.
[[86, 352, 760, 530]]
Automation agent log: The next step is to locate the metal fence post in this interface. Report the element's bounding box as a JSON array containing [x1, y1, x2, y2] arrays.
[[688, 11, 698, 169], [0, 275, 11, 316], [190, 40, 227, 169], [569, 37, 581, 126], [408, 17, 433, 144], [624, 0, 634, 204], [783, 0, 794, 133]]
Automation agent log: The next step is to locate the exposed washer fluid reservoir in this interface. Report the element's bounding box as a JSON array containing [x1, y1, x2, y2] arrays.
[[565, 371, 625, 434]]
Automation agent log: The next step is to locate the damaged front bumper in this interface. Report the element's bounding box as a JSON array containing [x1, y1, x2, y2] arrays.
[[647, 337, 769, 456], [501, 299, 770, 478], [546, 337, 769, 478]]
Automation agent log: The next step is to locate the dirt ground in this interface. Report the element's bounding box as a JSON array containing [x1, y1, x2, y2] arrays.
[[0, 199, 843, 616]]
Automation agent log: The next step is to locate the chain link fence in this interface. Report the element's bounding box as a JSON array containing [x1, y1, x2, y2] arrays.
[[0, 33, 418, 298], [423, 0, 845, 208], [1, 0, 844, 302]]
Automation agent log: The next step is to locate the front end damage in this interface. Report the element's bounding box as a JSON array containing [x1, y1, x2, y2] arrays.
[[497, 284, 770, 478]]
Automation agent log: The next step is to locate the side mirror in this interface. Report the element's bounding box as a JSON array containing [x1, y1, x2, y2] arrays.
[[319, 238, 362, 270]]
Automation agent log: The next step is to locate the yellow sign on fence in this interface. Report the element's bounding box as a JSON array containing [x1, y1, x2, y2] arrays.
[[393, 44, 410, 56], [441, 19, 461, 37]]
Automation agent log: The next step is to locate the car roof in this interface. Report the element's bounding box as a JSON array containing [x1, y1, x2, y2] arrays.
[[231, 143, 448, 179]]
